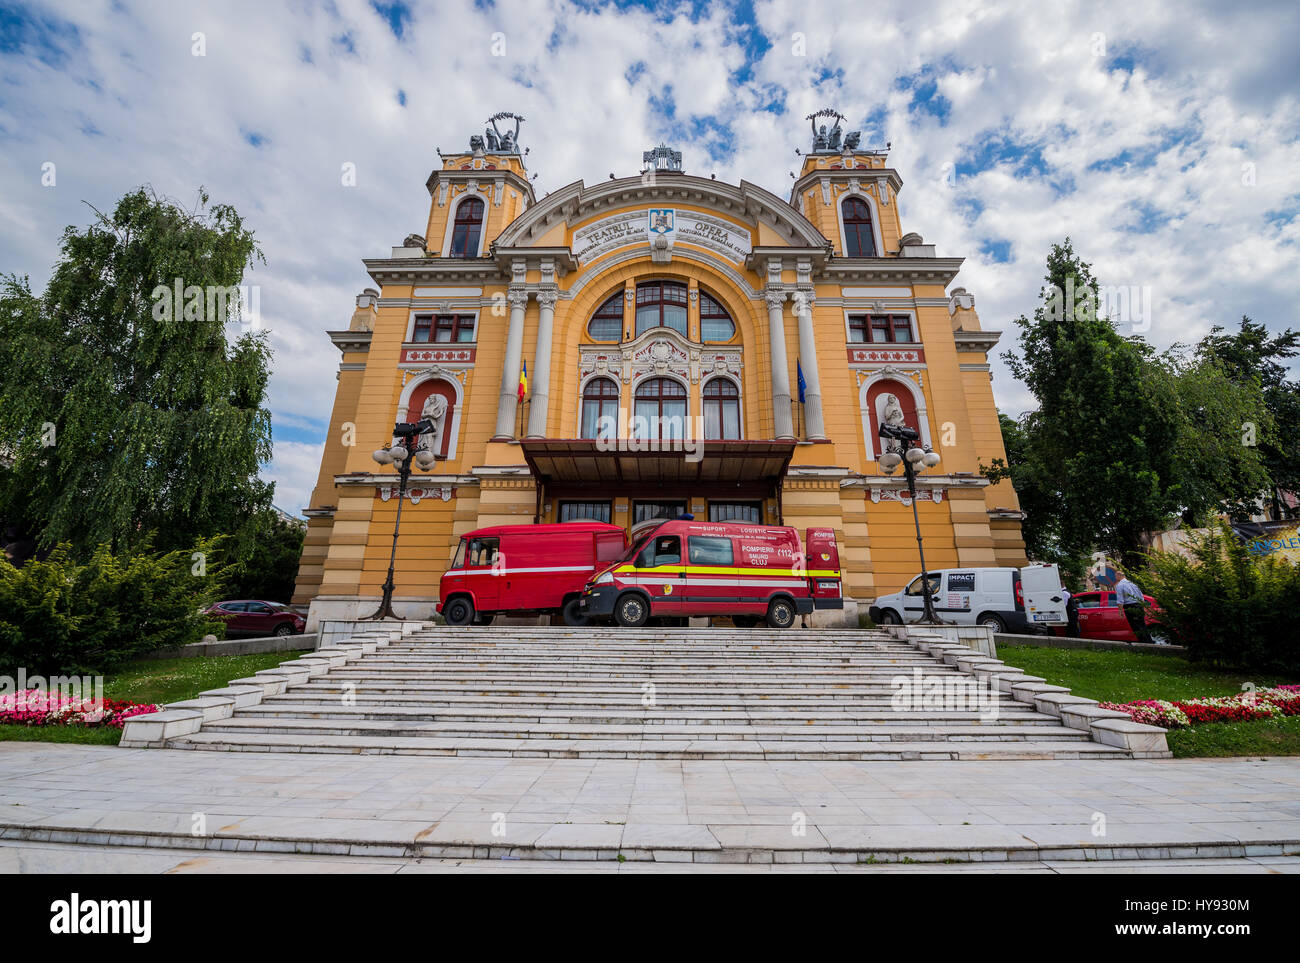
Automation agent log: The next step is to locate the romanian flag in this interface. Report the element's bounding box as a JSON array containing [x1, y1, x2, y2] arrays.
[[518, 361, 528, 401]]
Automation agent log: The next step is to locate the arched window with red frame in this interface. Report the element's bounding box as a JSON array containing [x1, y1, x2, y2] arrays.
[[634, 281, 688, 337], [842, 197, 877, 257], [703, 378, 741, 439], [449, 197, 485, 257], [633, 377, 687, 439], [580, 377, 620, 439], [587, 292, 624, 342]]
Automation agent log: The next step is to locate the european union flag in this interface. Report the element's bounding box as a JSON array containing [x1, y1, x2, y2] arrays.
[[796, 358, 806, 403]]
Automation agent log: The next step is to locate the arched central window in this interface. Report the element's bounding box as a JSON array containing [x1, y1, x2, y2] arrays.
[[449, 197, 484, 257], [586, 292, 624, 342], [842, 197, 876, 258], [635, 281, 688, 337], [632, 377, 687, 440], [703, 378, 740, 439], [580, 377, 619, 439], [699, 292, 736, 342]]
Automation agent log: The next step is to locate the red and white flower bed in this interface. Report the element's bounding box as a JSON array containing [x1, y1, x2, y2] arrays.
[[1101, 685, 1300, 729], [0, 690, 162, 729]]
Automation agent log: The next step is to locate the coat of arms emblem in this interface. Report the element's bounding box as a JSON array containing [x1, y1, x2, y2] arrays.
[[648, 209, 674, 235]]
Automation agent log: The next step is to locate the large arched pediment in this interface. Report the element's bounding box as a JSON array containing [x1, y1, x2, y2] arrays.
[[492, 175, 831, 264]]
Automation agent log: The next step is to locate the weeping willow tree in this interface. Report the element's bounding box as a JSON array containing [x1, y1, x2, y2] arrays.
[[0, 187, 273, 558]]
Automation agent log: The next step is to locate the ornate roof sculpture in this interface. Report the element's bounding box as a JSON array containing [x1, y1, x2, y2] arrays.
[[469, 112, 525, 153], [806, 108, 862, 154], [642, 143, 683, 173]]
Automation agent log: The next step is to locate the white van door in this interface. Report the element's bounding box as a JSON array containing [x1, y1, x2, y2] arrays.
[[1020, 563, 1067, 626], [975, 569, 1014, 611], [941, 571, 976, 624]]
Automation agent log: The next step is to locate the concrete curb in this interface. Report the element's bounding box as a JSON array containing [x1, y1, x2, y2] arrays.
[[2, 820, 1292, 865], [901, 627, 1171, 758]]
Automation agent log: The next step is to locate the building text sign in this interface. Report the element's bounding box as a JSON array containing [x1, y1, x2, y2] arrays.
[[573, 208, 752, 264]]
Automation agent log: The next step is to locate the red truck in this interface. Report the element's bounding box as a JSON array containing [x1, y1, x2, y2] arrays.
[[578, 519, 842, 628], [437, 522, 629, 626]]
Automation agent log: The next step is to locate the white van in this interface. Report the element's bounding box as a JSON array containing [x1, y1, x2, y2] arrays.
[[868, 564, 1067, 632]]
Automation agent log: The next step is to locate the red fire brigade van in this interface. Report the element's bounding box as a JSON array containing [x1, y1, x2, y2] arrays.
[[578, 519, 842, 628], [437, 522, 628, 626]]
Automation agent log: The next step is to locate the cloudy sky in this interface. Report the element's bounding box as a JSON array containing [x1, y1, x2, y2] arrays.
[[3, 0, 1297, 516]]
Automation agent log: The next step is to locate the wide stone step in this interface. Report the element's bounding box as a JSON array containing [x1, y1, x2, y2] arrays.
[[238, 703, 1055, 724], [199, 716, 1093, 742], [168, 730, 1126, 760]]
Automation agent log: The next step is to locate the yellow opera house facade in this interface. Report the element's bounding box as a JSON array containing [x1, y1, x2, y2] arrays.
[[292, 112, 1027, 628]]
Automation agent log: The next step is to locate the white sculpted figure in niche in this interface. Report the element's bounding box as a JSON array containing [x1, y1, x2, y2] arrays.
[[882, 393, 906, 430], [421, 393, 449, 449]]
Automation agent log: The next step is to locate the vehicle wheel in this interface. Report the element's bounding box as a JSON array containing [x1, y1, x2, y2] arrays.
[[562, 599, 589, 626], [614, 593, 649, 628], [876, 609, 901, 625], [444, 597, 475, 627], [273, 623, 293, 637], [1147, 624, 1172, 645], [978, 613, 1007, 633], [765, 597, 796, 629]]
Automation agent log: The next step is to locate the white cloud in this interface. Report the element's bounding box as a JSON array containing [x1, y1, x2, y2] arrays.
[[2, 0, 1296, 502]]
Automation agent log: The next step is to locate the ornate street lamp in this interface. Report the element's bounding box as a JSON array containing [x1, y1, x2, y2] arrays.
[[366, 417, 439, 620], [878, 422, 945, 625]]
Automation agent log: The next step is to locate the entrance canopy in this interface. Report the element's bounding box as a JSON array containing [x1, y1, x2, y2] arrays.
[[519, 439, 796, 502]]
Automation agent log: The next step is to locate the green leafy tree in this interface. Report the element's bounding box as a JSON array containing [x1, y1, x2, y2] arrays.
[[223, 510, 306, 603], [1142, 522, 1300, 673], [0, 187, 272, 557], [1194, 317, 1300, 519], [982, 412, 1090, 587], [0, 539, 230, 675], [1000, 240, 1181, 570], [1156, 349, 1273, 525], [997, 239, 1272, 571]]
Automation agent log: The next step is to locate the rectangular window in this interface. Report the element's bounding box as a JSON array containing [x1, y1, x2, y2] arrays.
[[634, 501, 686, 524], [688, 535, 734, 566], [847, 314, 915, 344], [559, 501, 612, 523], [709, 502, 762, 523], [411, 314, 475, 343]]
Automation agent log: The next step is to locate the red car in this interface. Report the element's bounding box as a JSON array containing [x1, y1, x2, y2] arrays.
[[204, 600, 306, 637], [1055, 591, 1173, 644]]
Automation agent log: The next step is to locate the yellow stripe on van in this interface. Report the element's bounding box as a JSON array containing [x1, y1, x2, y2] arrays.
[[614, 565, 841, 578]]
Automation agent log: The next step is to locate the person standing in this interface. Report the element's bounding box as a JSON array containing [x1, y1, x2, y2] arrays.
[[1062, 586, 1080, 638], [1114, 571, 1151, 645]]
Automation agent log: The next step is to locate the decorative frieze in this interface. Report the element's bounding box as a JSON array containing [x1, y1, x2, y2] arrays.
[[870, 488, 945, 505], [847, 346, 925, 365], [375, 485, 456, 504], [399, 346, 476, 365]]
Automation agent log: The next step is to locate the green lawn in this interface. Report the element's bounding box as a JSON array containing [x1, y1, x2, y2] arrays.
[[1166, 717, 1300, 758], [995, 645, 1294, 704], [0, 649, 310, 745], [996, 644, 1300, 758]]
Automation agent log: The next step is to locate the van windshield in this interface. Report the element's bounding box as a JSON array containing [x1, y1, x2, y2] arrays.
[[450, 539, 466, 569], [619, 528, 659, 564]]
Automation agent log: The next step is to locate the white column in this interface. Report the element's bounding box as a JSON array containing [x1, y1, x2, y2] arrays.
[[525, 288, 558, 438], [765, 289, 795, 440], [792, 290, 825, 440], [493, 287, 528, 440]]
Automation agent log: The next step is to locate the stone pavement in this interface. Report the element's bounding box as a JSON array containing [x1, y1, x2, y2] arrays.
[[2, 743, 1297, 866], [3, 839, 1298, 873]]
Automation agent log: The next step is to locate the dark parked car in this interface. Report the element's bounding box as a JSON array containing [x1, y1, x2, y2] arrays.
[[203, 600, 306, 637]]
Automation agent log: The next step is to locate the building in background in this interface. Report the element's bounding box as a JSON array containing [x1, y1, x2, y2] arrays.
[[292, 112, 1027, 627]]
